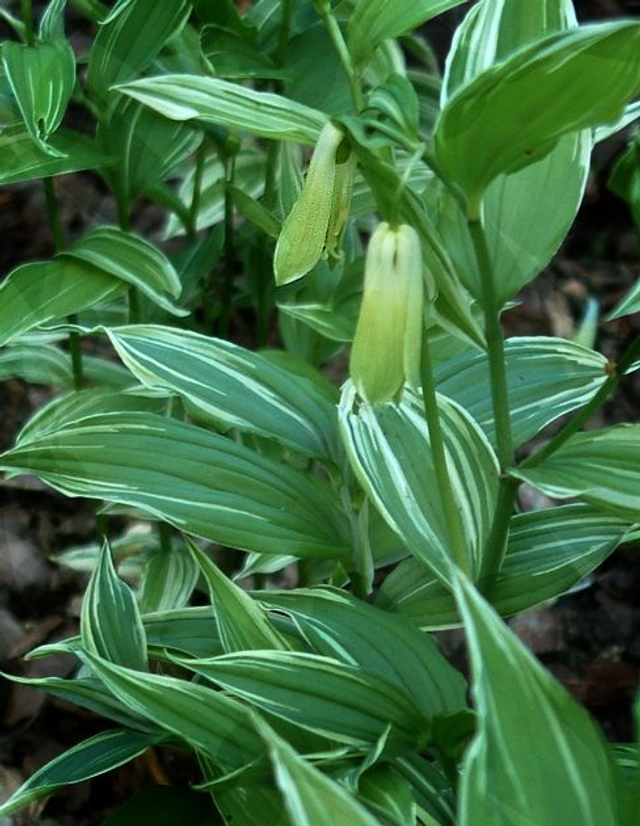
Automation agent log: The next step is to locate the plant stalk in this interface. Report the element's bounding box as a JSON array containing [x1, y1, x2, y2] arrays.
[[21, 0, 34, 45], [218, 153, 236, 338], [467, 217, 514, 470], [420, 335, 470, 575], [317, 5, 363, 111]]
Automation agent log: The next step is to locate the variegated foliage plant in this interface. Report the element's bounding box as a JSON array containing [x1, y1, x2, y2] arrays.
[[1, 0, 640, 823]]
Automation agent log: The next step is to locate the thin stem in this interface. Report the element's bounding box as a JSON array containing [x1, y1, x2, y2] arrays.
[[189, 142, 206, 242], [218, 153, 236, 338], [467, 217, 514, 470], [45, 178, 85, 390], [21, 0, 34, 45], [317, 6, 363, 111], [478, 477, 519, 596], [421, 145, 467, 214], [158, 521, 172, 555], [421, 335, 471, 575], [276, 0, 295, 65], [522, 331, 640, 469]]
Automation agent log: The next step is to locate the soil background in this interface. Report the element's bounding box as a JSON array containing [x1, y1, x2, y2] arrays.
[[1, 1, 640, 823]]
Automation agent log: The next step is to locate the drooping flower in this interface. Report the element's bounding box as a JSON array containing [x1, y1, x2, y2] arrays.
[[274, 122, 355, 285], [350, 222, 424, 404]]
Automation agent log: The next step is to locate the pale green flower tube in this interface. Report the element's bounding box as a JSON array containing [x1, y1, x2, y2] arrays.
[[350, 222, 424, 403], [274, 122, 353, 285]]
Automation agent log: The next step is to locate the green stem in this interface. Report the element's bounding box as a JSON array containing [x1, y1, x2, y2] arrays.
[[522, 331, 640, 469], [478, 477, 519, 595], [421, 335, 470, 575], [158, 521, 172, 555], [421, 145, 467, 214], [276, 0, 295, 65], [218, 154, 236, 338], [317, 5, 363, 111], [467, 216, 515, 595], [340, 488, 373, 598], [44, 178, 85, 390], [467, 217, 514, 470], [189, 142, 206, 242], [21, 0, 34, 45]]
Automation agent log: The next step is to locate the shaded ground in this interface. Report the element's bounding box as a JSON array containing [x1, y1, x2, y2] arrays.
[[1, 1, 640, 822]]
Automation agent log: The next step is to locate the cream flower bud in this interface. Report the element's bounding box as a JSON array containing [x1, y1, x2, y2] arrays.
[[350, 222, 424, 404], [274, 122, 353, 286]]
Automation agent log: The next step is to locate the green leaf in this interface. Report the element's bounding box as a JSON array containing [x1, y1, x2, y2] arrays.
[[513, 425, 640, 519], [0, 343, 131, 388], [116, 75, 328, 144], [0, 123, 110, 184], [259, 587, 467, 721], [16, 388, 162, 445], [0, 412, 351, 558], [435, 337, 611, 448], [102, 785, 216, 826], [608, 279, 640, 321], [188, 540, 290, 653], [173, 650, 425, 747], [85, 654, 264, 768], [63, 227, 185, 316], [348, 0, 467, 69], [254, 717, 380, 826], [436, 21, 640, 205], [339, 385, 499, 584], [0, 729, 160, 819], [81, 540, 147, 670], [358, 764, 417, 826], [283, 24, 351, 115], [3, 39, 75, 154], [143, 606, 223, 658], [165, 147, 265, 238], [454, 573, 620, 826], [139, 541, 199, 613], [99, 97, 202, 202], [442, 0, 576, 103], [377, 504, 634, 628], [106, 325, 339, 460], [0, 258, 121, 346], [87, 0, 191, 97]]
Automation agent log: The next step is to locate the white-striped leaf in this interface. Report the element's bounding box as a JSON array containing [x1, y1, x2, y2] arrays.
[[16, 388, 163, 446], [172, 650, 425, 747], [81, 540, 147, 670], [377, 504, 634, 628], [0, 729, 160, 819], [63, 227, 185, 316], [513, 425, 640, 519], [0, 412, 351, 558], [0, 124, 109, 184], [455, 574, 620, 826], [106, 325, 340, 460], [3, 39, 75, 155], [87, 0, 191, 97], [259, 587, 467, 721], [347, 0, 467, 68], [138, 540, 199, 613], [339, 383, 499, 584], [99, 97, 202, 201], [435, 337, 610, 448], [438, 0, 590, 304], [165, 147, 265, 238], [85, 654, 264, 768], [189, 540, 290, 653], [116, 75, 327, 144], [358, 764, 417, 826], [255, 718, 379, 826], [442, 0, 576, 104], [0, 344, 131, 388], [435, 22, 640, 204], [143, 607, 223, 659], [0, 259, 121, 346]]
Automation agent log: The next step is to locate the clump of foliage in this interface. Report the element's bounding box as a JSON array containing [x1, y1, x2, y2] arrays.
[[1, 0, 640, 823]]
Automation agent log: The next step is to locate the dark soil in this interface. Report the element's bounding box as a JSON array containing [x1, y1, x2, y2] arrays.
[[1, 1, 640, 823]]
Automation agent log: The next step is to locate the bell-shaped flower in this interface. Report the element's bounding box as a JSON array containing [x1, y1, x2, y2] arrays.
[[350, 222, 424, 404], [274, 122, 355, 285]]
